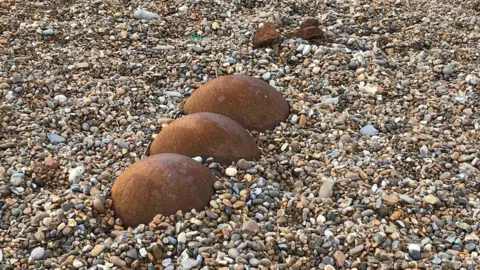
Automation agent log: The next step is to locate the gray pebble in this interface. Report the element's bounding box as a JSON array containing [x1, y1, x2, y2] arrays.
[[348, 61, 359, 69], [228, 248, 239, 258], [249, 258, 260, 267], [47, 133, 66, 144], [133, 9, 159, 20], [443, 65, 454, 75], [192, 46, 205, 53], [257, 59, 269, 65], [31, 247, 45, 260], [11, 76, 24, 84], [43, 29, 54, 36], [126, 248, 138, 259], [360, 125, 379, 135], [180, 259, 198, 270], [262, 72, 271, 81], [10, 173, 25, 186], [82, 123, 90, 131], [349, 244, 364, 255]]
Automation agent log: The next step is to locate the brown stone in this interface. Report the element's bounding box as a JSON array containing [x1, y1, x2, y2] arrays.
[[300, 18, 320, 29], [111, 153, 216, 228], [183, 75, 290, 131], [93, 199, 106, 214], [150, 112, 260, 165], [242, 220, 260, 235], [299, 115, 307, 127], [287, 26, 324, 40], [334, 250, 346, 267], [390, 209, 403, 220], [45, 156, 60, 170], [252, 22, 278, 47], [382, 194, 399, 205]]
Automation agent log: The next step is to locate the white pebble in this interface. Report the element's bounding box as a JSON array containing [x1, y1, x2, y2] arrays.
[[178, 232, 187, 243], [181, 259, 198, 270], [133, 9, 159, 20], [192, 156, 203, 163], [139, 248, 147, 258], [225, 167, 238, 177], [73, 260, 83, 268], [178, 5, 188, 12], [69, 166, 85, 184], [302, 45, 312, 55], [30, 247, 45, 261], [10, 172, 25, 186], [262, 72, 271, 81], [53, 95, 67, 103]]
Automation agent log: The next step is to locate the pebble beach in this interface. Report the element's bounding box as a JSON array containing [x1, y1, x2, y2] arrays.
[[1, 0, 480, 269]]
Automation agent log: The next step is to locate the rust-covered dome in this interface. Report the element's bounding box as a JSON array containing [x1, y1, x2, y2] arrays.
[[111, 153, 216, 228], [149, 112, 261, 165], [183, 75, 289, 131]]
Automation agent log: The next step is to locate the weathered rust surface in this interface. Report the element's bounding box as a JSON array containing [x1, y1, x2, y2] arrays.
[[149, 112, 261, 165], [183, 75, 290, 131], [111, 153, 216, 228]]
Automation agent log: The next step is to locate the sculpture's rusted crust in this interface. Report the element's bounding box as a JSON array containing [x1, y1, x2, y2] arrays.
[[183, 75, 289, 131], [149, 112, 261, 165], [111, 153, 216, 228]]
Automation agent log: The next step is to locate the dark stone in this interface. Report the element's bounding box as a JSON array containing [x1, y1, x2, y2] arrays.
[[34, 178, 45, 187], [11, 76, 24, 84], [126, 249, 138, 259], [409, 250, 421, 260], [348, 60, 360, 69]]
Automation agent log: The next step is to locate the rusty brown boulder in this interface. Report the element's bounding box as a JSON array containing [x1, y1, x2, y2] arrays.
[[111, 153, 216, 228], [183, 75, 289, 131], [287, 18, 324, 40], [252, 22, 278, 47], [149, 112, 261, 165], [300, 18, 320, 29]]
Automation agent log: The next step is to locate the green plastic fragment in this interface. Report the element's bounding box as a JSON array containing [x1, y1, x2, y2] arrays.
[[192, 34, 201, 41]]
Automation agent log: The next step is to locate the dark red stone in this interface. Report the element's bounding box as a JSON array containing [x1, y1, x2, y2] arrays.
[[252, 22, 278, 47], [287, 26, 324, 40], [300, 18, 320, 29]]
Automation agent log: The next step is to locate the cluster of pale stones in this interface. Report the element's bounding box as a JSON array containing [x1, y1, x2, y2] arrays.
[[111, 75, 290, 228]]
